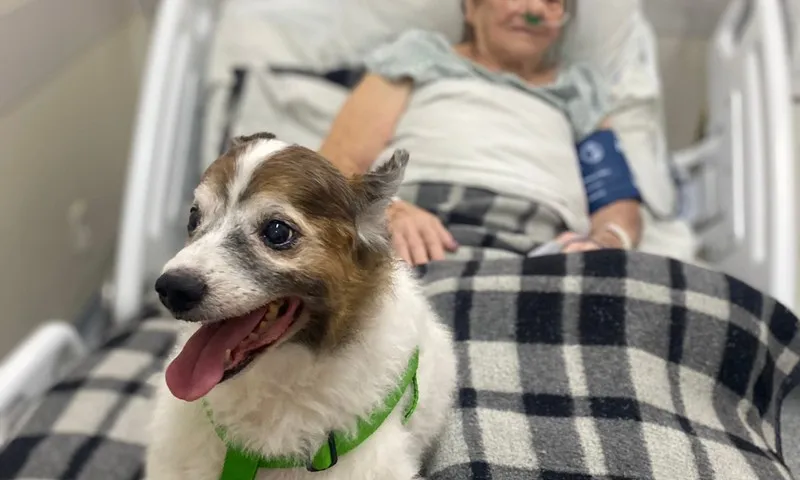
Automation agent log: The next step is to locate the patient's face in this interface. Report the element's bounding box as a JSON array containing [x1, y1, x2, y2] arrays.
[[466, 0, 565, 64]]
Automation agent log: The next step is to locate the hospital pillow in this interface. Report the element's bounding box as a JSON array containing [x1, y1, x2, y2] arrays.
[[212, 0, 676, 216], [210, 0, 463, 76]]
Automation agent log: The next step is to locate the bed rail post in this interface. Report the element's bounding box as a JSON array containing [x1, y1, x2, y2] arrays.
[[111, 0, 224, 326], [689, 0, 797, 311]]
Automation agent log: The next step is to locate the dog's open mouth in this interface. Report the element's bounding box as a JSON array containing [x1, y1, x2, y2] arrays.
[[165, 298, 303, 401]]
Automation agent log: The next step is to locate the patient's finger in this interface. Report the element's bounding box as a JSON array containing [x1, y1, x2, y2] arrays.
[[563, 240, 601, 253], [437, 224, 458, 251], [421, 226, 446, 261], [427, 218, 457, 251], [392, 233, 412, 264], [556, 231, 581, 245], [562, 241, 584, 253], [406, 228, 430, 265]]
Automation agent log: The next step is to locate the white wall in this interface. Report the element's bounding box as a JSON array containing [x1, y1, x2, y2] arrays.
[[0, 0, 152, 356]]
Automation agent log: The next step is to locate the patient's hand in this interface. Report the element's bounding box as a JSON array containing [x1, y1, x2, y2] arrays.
[[388, 200, 458, 265], [556, 231, 622, 253]]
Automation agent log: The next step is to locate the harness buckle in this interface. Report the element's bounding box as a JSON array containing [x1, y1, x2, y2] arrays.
[[306, 433, 338, 472]]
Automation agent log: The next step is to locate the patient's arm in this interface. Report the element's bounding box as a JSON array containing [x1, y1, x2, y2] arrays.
[[584, 118, 644, 246], [319, 73, 412, 176], [562, 119, 644, 252], [320, 73, 454, 264]]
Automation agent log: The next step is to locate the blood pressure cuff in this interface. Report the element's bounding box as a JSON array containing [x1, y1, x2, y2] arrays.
[[576, 129, 642, 214]]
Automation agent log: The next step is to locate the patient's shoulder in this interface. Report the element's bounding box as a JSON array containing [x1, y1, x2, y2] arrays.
[[363, 29, 470, 85], [550, 62, 612, 140]]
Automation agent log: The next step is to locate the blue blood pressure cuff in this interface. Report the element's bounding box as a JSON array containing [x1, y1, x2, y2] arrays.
[[576, 130, 642, 214]]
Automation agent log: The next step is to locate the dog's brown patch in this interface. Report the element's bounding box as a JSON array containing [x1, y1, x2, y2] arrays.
[[240, 145, 358, 221], [240, 143, 393, 351], [201, 151, 237, 202]]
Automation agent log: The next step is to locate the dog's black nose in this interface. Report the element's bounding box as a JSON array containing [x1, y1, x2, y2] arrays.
[[155, 270, 207, 313]]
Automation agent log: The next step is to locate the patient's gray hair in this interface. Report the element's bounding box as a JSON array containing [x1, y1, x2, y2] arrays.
[[460, 0, 577, 70]]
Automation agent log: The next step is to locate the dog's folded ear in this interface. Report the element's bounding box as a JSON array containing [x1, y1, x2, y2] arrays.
[[359, 149, 409, 203], [352, 149, 409, 247], [229, 132, 277, 148]]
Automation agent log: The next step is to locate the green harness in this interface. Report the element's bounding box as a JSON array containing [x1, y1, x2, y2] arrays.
[[202, 349, 420, 479]]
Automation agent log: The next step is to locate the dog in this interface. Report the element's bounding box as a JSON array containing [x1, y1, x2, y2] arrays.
[[145, 133, 457, 480]]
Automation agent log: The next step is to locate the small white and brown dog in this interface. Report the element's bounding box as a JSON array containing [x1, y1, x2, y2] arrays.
[[145, 133, 457, 480]]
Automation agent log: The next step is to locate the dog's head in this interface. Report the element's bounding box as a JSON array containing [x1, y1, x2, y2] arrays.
[[155, 132, 407, 401]]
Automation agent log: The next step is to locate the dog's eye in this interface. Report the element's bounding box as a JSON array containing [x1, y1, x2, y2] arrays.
[[187, 206, 201, 235], [261, 220, 295, 249]]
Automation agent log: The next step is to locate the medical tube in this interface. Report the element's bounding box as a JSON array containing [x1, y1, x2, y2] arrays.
[[523, 12, 571, 27]]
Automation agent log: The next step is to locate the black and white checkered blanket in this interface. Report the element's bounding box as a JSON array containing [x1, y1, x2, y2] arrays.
[[1, 249, 798, 479]]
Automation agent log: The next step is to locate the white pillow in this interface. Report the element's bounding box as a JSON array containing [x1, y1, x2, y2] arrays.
[[210, 0, 463, 78]]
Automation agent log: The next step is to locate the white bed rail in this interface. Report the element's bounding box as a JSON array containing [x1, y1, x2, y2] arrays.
[[112, 0, 223, 326], [675, 0, 796, 312], [0, 322, 86, 446]]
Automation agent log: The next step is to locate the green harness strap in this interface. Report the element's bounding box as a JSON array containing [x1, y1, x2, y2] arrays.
[[203, 349, 420, 479]]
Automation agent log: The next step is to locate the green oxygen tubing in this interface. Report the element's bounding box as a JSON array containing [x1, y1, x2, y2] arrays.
[[523, 12, 571, 27], [524, 12, 543, 25]]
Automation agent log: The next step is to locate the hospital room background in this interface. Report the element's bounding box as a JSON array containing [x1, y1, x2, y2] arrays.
[[1, 0, 800, 471]]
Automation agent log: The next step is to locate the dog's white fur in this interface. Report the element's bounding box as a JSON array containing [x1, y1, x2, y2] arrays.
[[146, 140, 457, 479]]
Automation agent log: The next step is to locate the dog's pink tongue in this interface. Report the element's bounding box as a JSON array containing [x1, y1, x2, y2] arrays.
[[165, 309, 265, 402]]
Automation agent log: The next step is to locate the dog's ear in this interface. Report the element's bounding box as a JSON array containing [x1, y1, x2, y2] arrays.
[[229, 132, 277, 148], [360, 149, 408, 203], [352, 149, 409, 247]]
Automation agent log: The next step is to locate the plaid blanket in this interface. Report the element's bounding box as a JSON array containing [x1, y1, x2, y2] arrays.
[[397, 182, 566, 257], [423, 251, 799, 479], [1, 250, 798, 479]]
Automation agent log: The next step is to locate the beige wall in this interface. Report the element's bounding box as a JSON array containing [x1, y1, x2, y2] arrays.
[[788, 1, 800, 312], [795, 106, 800, 310], [642, 0, 728, 150], [655, 37, 709, 149], [0, 1, 152, 356]]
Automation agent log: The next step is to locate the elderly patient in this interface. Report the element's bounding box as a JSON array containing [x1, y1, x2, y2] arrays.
[[320, 0, 646, 265]]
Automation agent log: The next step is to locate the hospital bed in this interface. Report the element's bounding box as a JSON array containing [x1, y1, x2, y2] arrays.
[[106, 0, 797, 331], [0, 0, 797, 464]]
